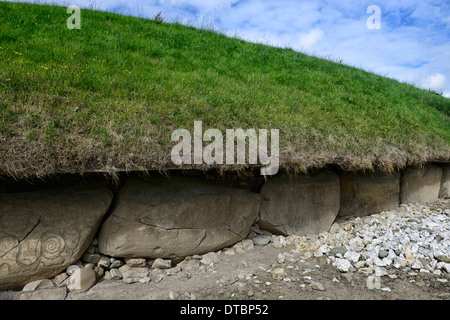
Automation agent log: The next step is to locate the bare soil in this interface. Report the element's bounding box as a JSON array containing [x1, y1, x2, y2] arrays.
[[61, 242, 449, 301]]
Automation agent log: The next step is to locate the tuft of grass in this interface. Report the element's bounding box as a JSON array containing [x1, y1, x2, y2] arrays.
[[0, 1, 449, 178], [153, 10, 164, 25]]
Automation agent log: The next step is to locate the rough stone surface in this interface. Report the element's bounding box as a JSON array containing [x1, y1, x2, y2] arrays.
[[22, 279, 54, 292], [271, 268, 285, 280], [439, 165, 450, 199], [124, 258, 147, 267], [0, 182, 113, 290], [110, 259, 124, 269], [97, 257, 111, 269], [200, 252, 219, 265], [109, 268, 122, 280], [258, 172, 340, 236], [338, 172, 399, 217], [118, 265, 150, 283], [53, 273, 69, 287], [82, 253, 101, 264], [252, 235, 271, 246], [19, 287, 67, 300], [309, 281, 325, 291], [233, 239, 254, 253], [400, 165, 443, 204], [333, 259, 352, 272], [98, 177, 261, 260], [151, 258, 172, 269]]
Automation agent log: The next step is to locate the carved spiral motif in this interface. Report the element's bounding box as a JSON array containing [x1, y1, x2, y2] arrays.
[[40, 232, 65, 260]]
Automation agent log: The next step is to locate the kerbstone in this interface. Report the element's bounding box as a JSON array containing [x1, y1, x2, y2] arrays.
[[338, 172, 399, 217], [98, 177, 261, 260], [400, 165, 443, 204], [0, 182, 113, 291], [439, 165, 450, 199], [258, 172, 340, 236]]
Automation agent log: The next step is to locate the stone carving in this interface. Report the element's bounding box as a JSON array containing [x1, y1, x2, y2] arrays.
[[15, 231, 66, 268], [0, 182, 113, 290]]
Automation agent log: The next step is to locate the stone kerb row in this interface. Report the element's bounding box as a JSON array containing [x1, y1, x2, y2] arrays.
[[0, 163, 448, 290]]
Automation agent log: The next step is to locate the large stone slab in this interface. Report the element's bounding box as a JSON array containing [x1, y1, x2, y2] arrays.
[[0, 182, 113, 290], [400, 165, 443, 204], [338, 172, 400, 217], [98, 177, 261, 260], [258, 171, 340, 236], [439, 165, 450, 199]]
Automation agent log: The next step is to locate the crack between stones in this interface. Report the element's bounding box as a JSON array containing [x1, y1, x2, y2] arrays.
[[0, 217, 41, 259]]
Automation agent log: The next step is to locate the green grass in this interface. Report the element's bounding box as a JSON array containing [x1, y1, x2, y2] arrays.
[[0, 2, 449, 177]]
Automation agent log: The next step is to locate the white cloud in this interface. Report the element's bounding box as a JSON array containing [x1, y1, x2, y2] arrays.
[[298, 28, 324, 51], [422, 73, 446, 91]]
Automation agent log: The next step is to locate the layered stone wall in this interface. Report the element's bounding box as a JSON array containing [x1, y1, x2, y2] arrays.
[[0, 163, 448, 290]]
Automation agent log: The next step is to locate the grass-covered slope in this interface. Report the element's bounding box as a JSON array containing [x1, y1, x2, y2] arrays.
[[0, 2, 449, 178]]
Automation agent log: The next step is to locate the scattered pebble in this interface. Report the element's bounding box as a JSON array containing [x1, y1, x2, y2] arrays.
[[309, 282, 325, 291]]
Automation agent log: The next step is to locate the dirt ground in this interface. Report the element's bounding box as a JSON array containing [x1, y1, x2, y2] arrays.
[[48, 241, 449, 301]]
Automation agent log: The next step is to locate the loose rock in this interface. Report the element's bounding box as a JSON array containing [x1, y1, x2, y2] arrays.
[[97, 257, 111, 269], [125, 258, 147, 267], [151, 258, 172, 269], [333, 259, 352, 273], [309, 282, 325, 291], [200, 252, 219, 265], [81, 253, 101, 264], [252, 235, 271, 246], [271, 268, 285, 280], [22, 279, 54, 292]]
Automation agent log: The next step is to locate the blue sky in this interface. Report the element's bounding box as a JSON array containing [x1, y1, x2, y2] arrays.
[[10, 0, 450, 97]]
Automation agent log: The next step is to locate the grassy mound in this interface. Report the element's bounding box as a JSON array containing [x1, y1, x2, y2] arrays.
[[0, 2, 449, 178]]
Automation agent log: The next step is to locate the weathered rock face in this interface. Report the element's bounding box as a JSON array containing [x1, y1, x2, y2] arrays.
[[0, 182, 113, 290], [400, 165, 443, 204], [258, 171, 340, 236], [97, 177, 261, 260], [338, 172, 400, 217], [439, 165, 450, 199]]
